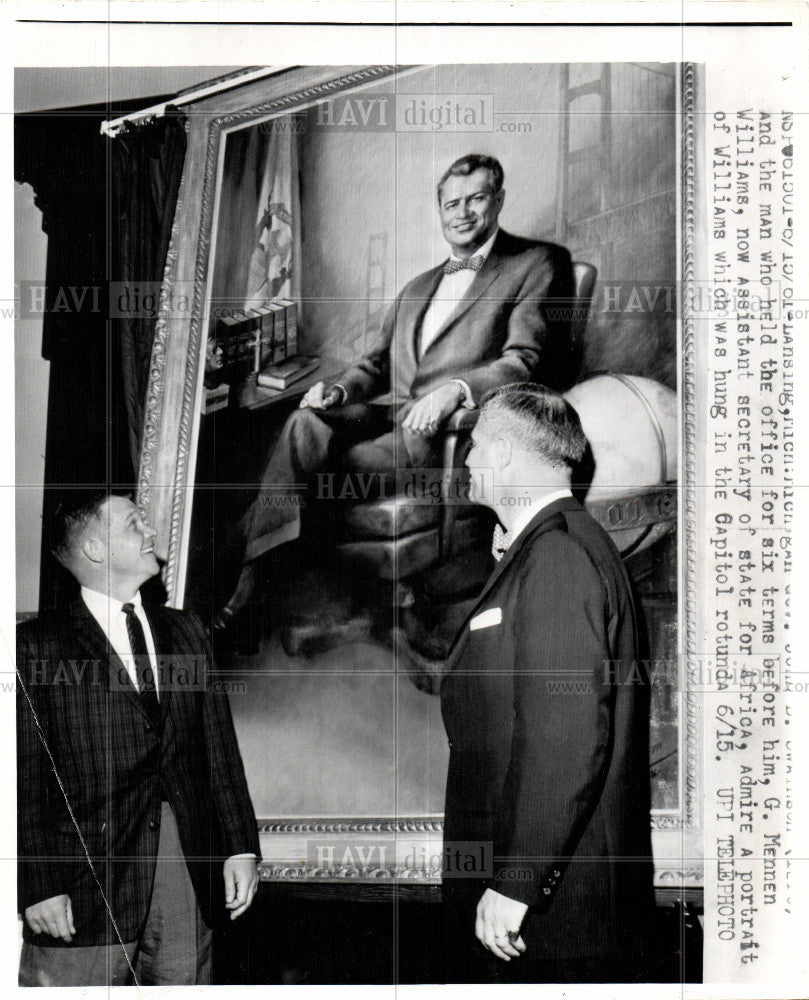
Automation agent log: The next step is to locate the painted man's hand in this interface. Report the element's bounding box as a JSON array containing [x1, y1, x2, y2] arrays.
[[401, 383, 463, 438], [476, 887, 528, 961], [299, 381, 342, 410], [25, 894, 75, 942], [223, 856, 259, 920]]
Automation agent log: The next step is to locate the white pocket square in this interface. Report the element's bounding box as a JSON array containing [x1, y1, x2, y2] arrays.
[[469, 607, 502, 631]]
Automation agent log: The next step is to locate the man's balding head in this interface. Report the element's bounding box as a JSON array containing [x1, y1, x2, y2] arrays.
[[478, 383, 587, 470]]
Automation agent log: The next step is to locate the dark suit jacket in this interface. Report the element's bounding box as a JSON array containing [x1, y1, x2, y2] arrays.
[[440, 497, 655, 968], [17, 600, 260, 946], [337, 230, 576, 411]]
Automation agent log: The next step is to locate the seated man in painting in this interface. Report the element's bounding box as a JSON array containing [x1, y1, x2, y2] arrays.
[[216, 153, 576, 627]]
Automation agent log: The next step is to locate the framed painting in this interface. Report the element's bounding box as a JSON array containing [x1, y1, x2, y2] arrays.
[[130, 62, 697, 898]]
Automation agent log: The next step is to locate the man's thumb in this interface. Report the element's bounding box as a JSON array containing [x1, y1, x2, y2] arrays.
[[65, 897, 76, 935], [223, 865, 235, 901]]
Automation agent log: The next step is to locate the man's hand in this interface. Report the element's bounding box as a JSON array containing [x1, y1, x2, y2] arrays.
[[223, 856, 259, 920], [299, 381, 342, 410], [476, 887, 528, 961], [401, 383, 463, 438], [25, 894, 75, 942]]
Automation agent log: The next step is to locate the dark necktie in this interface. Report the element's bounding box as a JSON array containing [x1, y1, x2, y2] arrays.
[[443, 254, 484, 275], [122, 602, 160, 723]]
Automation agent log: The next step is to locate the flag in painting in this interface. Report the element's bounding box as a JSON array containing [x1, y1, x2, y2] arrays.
[[244, 122, 300, 310]]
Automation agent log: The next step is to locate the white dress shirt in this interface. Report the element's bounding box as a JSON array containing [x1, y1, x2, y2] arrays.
[[332, 228, 498, 408], [81, 586, 159, 696], [419, 226, 499, 358]]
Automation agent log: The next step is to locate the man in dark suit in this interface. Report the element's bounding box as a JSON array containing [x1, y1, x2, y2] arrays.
[[439, 384, 655, 983], [215, 153, 575, 625], [17, 490, 260, 986]]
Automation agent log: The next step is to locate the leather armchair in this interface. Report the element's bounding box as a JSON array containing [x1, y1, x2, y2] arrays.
[[333, 263, 599, 590]]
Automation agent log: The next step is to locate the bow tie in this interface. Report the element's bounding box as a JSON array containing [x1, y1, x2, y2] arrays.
[[492, 523, 509, 561], [443, 255, 484, 276]]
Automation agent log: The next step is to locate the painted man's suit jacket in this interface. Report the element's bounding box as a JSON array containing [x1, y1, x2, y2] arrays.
[[440, 497, 655, 966], [337, 229, 576, 411], [17, 599, 260, 946]]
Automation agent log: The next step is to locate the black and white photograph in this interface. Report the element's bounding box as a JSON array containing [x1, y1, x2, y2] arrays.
[[6, 3, 808, 995]]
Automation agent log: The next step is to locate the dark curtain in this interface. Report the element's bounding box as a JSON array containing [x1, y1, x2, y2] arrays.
[[110, 109, 187, 469], [16, 98, 182, 611]]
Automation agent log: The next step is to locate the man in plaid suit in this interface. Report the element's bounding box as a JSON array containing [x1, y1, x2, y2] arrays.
[[17, 490, 261, 986]]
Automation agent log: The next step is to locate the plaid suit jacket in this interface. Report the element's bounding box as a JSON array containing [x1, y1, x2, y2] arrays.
[[17, 599, 260, 946]]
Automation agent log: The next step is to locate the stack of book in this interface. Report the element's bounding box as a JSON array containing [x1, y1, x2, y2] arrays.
[[214, 297, 299, 375], [256, 355, 320, 391]]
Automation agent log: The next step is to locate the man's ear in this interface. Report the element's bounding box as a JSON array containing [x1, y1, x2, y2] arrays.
[[80, 536, 104, 565], [493, 434, 512, 470]]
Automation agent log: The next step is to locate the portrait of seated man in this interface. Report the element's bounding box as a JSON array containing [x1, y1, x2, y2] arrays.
[[215, 153, 576, 627]]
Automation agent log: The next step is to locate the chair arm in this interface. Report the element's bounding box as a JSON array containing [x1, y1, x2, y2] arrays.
[[439, 407, 480, 557], [442, 407, 479, 475], [444, 407, 480, 433]]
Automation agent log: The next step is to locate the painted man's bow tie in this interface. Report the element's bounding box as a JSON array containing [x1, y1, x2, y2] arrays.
[[492, 523, 509, 561], [443, 254, 484, 275]]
